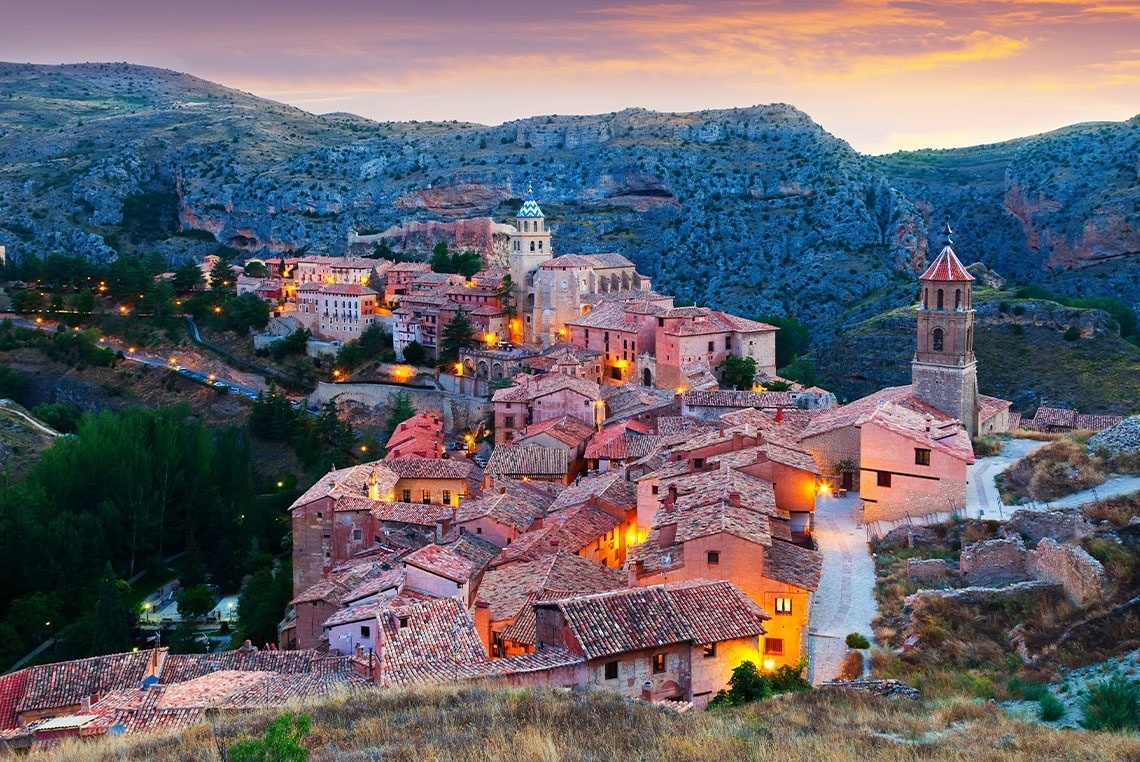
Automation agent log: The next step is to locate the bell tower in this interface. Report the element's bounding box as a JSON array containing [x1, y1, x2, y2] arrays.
[[508, 185, 552, 292], [912, 220, 980, 438]]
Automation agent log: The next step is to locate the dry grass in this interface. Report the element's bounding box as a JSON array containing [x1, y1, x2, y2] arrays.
[[998, 438, 1107, 503], [28, 684, 1140, 761]]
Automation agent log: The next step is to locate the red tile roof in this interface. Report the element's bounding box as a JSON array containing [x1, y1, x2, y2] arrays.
[[403, 543, 481, 584], [539, 580, 768, 660], [859, 402, 975, 464], [0, 671, 27, 730], [474, 553, 628, 622], [491, 374, 602, 404], [683, 390, 794, 409], [485, 445, 569, 478], [370, 500, 455, 527], [517, 415, 597, 448], [18, 651, 158, 713], [375, 597, 489, 686], [547, 471, 638, 513], [765, 539, 823, 591], [453, 485, 550, 534], [384, 458, 473, 480], [919, 245, 974, 282], [493, 503, 622, 566], [799, 385, 949, 440]]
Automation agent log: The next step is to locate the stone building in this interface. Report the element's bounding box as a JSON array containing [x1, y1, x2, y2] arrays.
[[912, 222, 981, 438]]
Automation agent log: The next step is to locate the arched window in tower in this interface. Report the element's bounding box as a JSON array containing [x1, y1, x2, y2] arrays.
[[530, 241, 535, 251], [937, 289, 944, 310], [538, 241, 543, 251], [523, 221, 529, 232], [955, 289, 962, 310], [967, 327, 972, 351], [932, 328, 944, 351]]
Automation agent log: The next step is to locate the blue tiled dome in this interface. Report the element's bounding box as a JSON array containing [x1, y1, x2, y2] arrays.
[[516, 185, 544, 219]]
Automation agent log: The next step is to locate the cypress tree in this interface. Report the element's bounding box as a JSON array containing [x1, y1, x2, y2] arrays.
[[91, 562, 131, 655]]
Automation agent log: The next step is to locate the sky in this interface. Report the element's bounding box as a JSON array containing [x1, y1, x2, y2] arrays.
[[4, 0, 1140, 154]]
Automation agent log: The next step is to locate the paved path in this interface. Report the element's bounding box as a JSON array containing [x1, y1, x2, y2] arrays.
[[807, 493, 877, 685]]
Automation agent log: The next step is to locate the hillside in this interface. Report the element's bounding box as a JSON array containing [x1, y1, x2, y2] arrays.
[[816, 289, 1140, 412], [0, 398, 58, 479], [30, 684, 1140, 761], [1, 62, 1138, 394]]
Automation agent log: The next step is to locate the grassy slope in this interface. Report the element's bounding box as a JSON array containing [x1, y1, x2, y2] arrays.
[[35, 684, 1140, 761]]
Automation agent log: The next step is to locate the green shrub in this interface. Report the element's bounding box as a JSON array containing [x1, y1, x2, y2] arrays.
[[709, 659, 810, 707], [1081, 676, 1140, 731], [1063, 325, 1081, 341], [845, 632, 870, 649], [230, 712, 311, 762], [1039, 692, 1065, 721]]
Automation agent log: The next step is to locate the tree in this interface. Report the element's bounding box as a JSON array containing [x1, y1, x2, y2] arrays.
[[439, 307, 473, 364], [430, 241, 453, 273], [173, 261, 205, 293], [495, 275, 516, 320], [209, 259, 236, 294], [235, 566, 291, 646], [71, 290, 95, 317], [718, 354, 757, 390], [782, 355, 818, 387], [452, 250, 482, 278], [229, 713, 312, 762], [385, 392, 417, 433], [177, 584, 216, 621], [91, 562, 131, 656], [761, 315, 811, 369], [244, 261, 270, 278], [402, 340, 426, 366]]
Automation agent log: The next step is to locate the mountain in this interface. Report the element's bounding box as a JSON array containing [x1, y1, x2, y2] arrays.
[[1, 62, 1138, 406]]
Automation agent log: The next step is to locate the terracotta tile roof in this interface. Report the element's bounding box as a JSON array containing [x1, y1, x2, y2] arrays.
[[485, 445, 569, 478], [764, 540, 823, 591], [799, 385, 947, 440], [978, 394, 1012, 424], [584, 421, 661, 462], [858, 402, 974, 464], [318, 283, 378, 297], [323, 600, 392, 628], [468, 648, 584, 677], [218, 672, 366, 709], [156, 671, 266, 709], [370, 501, 455, 527], [375, 597, 489, 686], [493, 503, 622, 565], [499, 591, 573, 645], [683, 390, 794, 409], [1075, 413, 1123, 431], [547, 471, 638, 513], [290, 561, 402, 606], [403, 543, 480, 584], [919, 245, 974, 282], [290, 462, 396, 510], [1009, 412, 1023, 429], [656, 416, 719, 439], [453, 486, 549, 534], [706, 440, 821, 477], [0, 670, 27, 730], [18, 651, 158, 713], [565, 301, 634, 331], [719, 313, 778, 333], [384, 431, 443, 460], [157, 649, 343, 684], [539, 580, 768, 660], [517, 415, 596, 448], [491, 373, 602, 404], [1033, 406, 1077, 428], [384, 458, 473, 480], [474, 553, 628, 622], [539, 254, 598, 269], [390, 262, 432, 272]]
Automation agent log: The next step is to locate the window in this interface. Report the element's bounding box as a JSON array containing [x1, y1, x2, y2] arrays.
[[443, 490, 451, 504], [707, 341, 714, 352], [653, 653, 666, 673], [360, 625, 370, 638], [915, 448, 931, 466], [764, 638, 784, 655], [937, 289, 944, 310], [725, 337, 732, 350], [475, 527, 482, 534], [352, 529, 362, 541], [316, 512, 323, 518], [399, 616, 409, 629], [422, 490, 432, 504], [955, 289, 962, 309], [775, 597, 792, 615], [877, 472, 892, 488], [504, 415, 515, 428], [322, 529, 331, 539], [707, 551, 720, 565], [693, 458, 704, 468], [604, 661, 618, 680], [402, 489, 412, 502], [651, 485, 659, 495], [932, 328, 944, 351], [702, 643, 717, 658]]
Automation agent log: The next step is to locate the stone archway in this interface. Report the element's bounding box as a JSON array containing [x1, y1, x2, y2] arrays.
[[477, 360, 489, 379], [642, 368, 652, 386], [491, 362, 505, 380]]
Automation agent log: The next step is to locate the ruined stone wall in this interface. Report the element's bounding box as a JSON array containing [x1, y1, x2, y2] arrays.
[[313, 381, 492, 434], [959, 537, 1030, 586], [1003, 509, 1092, 545], [1027, 538, 1110, 607], [905, 558, 952, 584]]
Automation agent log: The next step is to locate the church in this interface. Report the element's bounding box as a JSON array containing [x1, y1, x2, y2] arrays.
[[798, 221, 1011, 522]]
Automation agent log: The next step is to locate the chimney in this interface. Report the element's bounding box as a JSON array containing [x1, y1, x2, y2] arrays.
[[367, 470, 380, 500], [732, 432, 743, 450], [641, 680, 653, 701], [435, 516, 453, 542], [727, 490, 741, 507], [473, 600, 492, 656], [775, 408, 784, 422], [665, 484, 678, 511], [500, 486, 507, 494]]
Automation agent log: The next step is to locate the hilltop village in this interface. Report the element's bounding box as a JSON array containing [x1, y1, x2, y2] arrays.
[[4, 191, 1090, 749]]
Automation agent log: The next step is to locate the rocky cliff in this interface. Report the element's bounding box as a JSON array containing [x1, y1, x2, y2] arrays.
[[1, 62, 1138, 392]]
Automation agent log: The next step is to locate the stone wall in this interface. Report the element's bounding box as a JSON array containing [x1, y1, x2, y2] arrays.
[[1003, 509, 1092, 545], [1026, 538, 1110, 607], [959, 537, 1031, 586], [314, 381, 491, 434], [905, 558, 952, 584]]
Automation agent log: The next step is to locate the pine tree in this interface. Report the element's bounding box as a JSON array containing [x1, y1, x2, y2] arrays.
[[91, 562, 131, 656], [439, 307, 473, 364], [385, 392, 417, 434], [429, 241, 453, 273]]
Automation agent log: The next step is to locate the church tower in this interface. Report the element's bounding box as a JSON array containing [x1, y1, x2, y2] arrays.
[[508, 185, 552, 294], [912, 220, 980, 438]]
